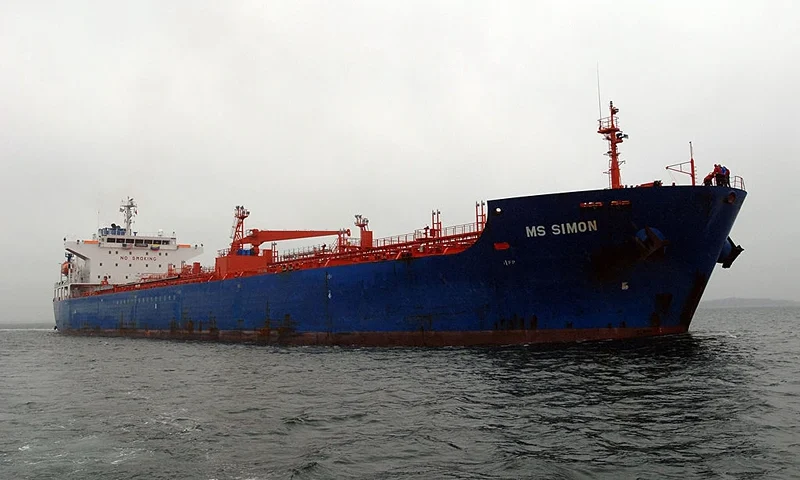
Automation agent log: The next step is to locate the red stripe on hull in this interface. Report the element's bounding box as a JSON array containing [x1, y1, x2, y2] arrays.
[[60, 326, 688, 347]]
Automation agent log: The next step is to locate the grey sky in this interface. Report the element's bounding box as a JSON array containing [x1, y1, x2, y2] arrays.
[[2, 1, 798, 322]]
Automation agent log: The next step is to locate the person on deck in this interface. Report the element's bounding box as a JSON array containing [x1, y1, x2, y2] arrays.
[[721, 165, 731, 186], [703, 172, 714, 186], [714, 164, 724, 186]]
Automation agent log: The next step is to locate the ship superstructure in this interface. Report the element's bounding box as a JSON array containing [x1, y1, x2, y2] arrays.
[[54, 198, 203, 301]]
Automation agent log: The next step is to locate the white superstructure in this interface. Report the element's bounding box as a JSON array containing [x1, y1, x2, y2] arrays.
[[54, 197, 203, 300]]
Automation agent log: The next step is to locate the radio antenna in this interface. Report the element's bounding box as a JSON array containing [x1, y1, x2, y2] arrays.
[[596, 62, 602, 118]]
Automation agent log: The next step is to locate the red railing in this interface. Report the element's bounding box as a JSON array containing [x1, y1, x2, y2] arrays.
[[72, 208, 489, 300], [372, 222, 480, 248]]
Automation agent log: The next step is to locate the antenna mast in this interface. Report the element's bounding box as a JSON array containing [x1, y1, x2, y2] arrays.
[[596, 63, 602, 118], [231, 205, 250, 245], [119, 197, 137, 235], [597, 101, 628, 189], [665, 142, 697, 185]]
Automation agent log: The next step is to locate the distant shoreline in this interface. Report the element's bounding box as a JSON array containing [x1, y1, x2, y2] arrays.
[[0, 323, 55, 330], [700, 298, 800, 309]]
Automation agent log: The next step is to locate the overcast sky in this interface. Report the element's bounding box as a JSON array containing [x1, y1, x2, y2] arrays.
[[2, 1, 798, 322]]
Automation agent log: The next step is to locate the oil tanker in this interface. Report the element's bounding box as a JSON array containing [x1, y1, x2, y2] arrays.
[[53, 102, 747, 346]]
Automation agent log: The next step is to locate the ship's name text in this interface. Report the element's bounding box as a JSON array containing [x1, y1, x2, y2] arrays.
[[119, 255, 153, 261], [525, 220, 598, 238]]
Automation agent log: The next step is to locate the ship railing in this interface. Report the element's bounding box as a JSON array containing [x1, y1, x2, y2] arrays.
[[712, 175, 746, 190], [138, 273, 180, 283], [217, 247, 275, 257], [140, 264, 215, 282], [338, 238, 361, 248], [219, 221, 485, 261], [439, 222, 480, 237], [218, 248, 260, 257], [373, 233, 417, 248], [177, 265, 215, 275], [279, 244, 332, 262], [597, 116, 619, 131], [372, 222, 481, 248], [73, 221, 487, 297], [79, 267, 218, 297], [105, 230, 174, 239], [221, 223, 484, 262], [264, 222, 484, 266]]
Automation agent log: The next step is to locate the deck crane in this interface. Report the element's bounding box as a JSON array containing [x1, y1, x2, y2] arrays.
[[227, 205, 346, 256], [216, 205, 348, 277]]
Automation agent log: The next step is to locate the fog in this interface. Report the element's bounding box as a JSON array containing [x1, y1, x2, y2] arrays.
[[2, 1, 798, 322]]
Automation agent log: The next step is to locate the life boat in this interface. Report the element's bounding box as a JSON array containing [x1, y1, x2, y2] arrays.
[[60, 262, 69, 276]]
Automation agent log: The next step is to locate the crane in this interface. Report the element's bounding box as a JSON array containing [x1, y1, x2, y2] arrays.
[[227, 205, 346, 257], [230, 228, 348, 256]]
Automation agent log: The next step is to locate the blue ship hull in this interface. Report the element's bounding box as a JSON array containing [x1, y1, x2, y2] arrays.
[[54, 186, 745, 346]]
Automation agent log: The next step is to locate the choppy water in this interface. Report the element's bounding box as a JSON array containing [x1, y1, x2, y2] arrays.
[[2, 307, 799, 479]]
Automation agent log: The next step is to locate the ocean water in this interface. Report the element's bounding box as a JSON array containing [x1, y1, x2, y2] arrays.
[[1, 307, 799, 479]]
